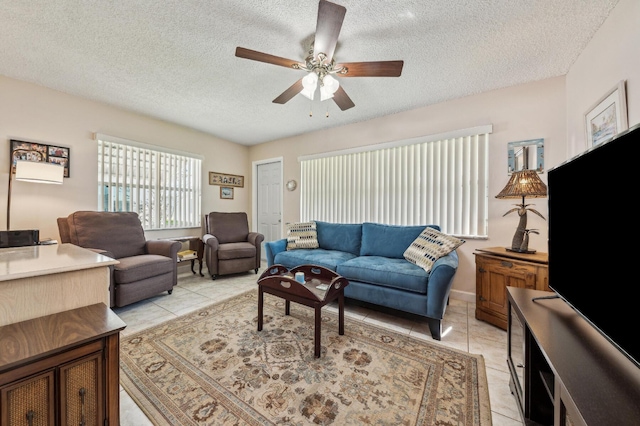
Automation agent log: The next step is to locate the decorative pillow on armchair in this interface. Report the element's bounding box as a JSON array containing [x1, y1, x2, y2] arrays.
[[403, 227, 465, 273], [286, 221, 319, 250]]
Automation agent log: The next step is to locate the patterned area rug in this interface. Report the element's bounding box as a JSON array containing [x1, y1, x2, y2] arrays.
[[120, 291, 492, 425]]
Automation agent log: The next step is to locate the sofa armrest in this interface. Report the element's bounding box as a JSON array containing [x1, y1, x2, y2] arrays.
[[426, 250, 459, 320], [265, 238, 287, 266], [248, 232, 265, 267], [202, 233, 218, 249], [146, 240, 181, 260], [248, 232, 265, 247]]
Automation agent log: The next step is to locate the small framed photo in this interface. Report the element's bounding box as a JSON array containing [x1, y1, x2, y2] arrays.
[[220, 186, 234, 199], [585, 80, 628, 147]]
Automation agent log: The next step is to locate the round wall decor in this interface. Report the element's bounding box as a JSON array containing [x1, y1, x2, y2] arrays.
[[286, 180, 297, 191]]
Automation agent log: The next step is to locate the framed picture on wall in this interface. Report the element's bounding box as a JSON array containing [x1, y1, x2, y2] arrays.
[[10, 139, 71, 177], [209, 172, 244, 187], [220, 186, 234, 199], [584, 80, 628, 147]]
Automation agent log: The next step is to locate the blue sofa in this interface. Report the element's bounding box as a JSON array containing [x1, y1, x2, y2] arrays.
[[264, 221, 459, 340]]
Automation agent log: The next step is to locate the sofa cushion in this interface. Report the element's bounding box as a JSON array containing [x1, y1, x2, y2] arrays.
[[274, 248, 356, 271], [217, 242, 256, 260], [337, 256, 429, 294], [360, 223, 440, 259], [67, 211, 147, 259], [316, 221, 362, 256], [286, 221, 319, 250], [207, 212, 249, 244], [114, 254, 174, 284], [403, 227, 465, 273]]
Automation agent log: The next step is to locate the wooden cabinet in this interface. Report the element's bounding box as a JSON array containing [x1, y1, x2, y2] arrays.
[[474, 247, 549, 330], [0, 304, 125, 426], [507, 287, 640, 425]]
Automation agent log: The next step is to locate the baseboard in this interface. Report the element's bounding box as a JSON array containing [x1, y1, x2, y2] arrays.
[[450, 289, 475, 304]]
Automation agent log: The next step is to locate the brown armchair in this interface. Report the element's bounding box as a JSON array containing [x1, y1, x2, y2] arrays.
[[57, 211, 181, 308], [203, 212, 264, 280]]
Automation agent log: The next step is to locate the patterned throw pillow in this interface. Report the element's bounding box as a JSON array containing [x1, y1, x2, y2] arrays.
[[286, 221, 319, 250], [403, 227, 465, 273]]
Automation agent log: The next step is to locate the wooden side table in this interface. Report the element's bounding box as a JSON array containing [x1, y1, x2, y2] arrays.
[[474, 247, 549, 330], [161, 236, 204, 276]]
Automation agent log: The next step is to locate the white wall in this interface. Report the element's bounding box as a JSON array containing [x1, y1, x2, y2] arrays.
[[0, 76, 251, 240], [250, 77, 567, 298], [2, 0, 635, 299], [566, 0, 640, 159], [249, 0, 639, 301]]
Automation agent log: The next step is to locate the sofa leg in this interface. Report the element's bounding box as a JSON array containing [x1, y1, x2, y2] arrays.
[[428, 318, 442, 341], [168, 289, 173, 295], [254, 268, 259, 274], [211, 274, 217, 280]]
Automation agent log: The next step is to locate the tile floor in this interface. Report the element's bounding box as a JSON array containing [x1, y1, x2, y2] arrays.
[[113, 264, 524, 425]]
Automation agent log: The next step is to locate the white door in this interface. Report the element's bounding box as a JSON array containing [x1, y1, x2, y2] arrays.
[[256, 161, 282, 252]]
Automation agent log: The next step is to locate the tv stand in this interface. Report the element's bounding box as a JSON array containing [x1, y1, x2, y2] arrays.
[[507, 287, 640, 425]]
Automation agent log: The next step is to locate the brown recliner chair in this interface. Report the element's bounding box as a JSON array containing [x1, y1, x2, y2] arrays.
[[57, 211, 181, 307], [203, 212, 264, 280]]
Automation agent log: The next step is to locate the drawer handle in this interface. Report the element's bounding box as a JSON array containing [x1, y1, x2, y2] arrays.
[[501, 261, 513, 268], [26, 410, 35, 426], [79, 387, 86, 426]]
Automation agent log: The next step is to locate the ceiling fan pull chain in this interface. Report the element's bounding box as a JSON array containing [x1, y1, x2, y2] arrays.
[[309, 99, 313, 117], [326, 106, 329, 118]]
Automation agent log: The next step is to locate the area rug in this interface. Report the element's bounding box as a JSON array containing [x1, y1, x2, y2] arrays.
[[120, 291, 492, 425]]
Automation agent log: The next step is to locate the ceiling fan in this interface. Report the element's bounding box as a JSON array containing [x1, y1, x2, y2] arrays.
[[235, 0, 404, 111]]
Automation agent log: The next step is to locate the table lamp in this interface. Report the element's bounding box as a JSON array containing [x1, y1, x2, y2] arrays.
[[495, 169, 547, 253]]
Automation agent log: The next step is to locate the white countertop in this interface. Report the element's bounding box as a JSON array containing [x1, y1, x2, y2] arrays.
[[0, 243, 118, 281]]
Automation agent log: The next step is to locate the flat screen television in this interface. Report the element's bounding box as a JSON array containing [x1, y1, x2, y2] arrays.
[[547, 122, 640, 368]]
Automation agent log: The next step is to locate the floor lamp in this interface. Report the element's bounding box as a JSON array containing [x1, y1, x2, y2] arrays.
[[7, 160, 64, 230]]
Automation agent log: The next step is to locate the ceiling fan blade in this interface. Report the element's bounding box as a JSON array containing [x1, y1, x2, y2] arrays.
[[273, 78, 305, 104], [337, 60, 404, 77], [333, 86, 355, 111], [313, 0, 346, 62], [235, 47, 300, 69]]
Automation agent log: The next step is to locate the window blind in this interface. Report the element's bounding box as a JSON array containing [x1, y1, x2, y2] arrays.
[[299, 126, 490, 238], [96, 134, 202, 230]]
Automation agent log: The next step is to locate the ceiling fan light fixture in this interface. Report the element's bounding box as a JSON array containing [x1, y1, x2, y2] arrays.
[[320, 86, 334, 101], [323, 74, 339, 94], [301, 72, 318, 100], [236, 0, 402, 112], [318, 74, 340, 101]]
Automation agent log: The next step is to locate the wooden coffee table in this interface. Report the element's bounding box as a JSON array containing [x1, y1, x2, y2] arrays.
[[257, 264, 349, 358]]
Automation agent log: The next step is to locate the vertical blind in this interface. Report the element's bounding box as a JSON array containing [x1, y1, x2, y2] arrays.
[[96, 134, 202, 230], [300, 126, 491, 238]]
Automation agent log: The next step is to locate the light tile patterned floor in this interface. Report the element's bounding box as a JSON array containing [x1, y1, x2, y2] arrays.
[[114, 264, 524, 425]]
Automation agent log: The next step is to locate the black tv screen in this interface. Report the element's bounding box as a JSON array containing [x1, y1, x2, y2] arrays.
[[548, 122, 640, 368]]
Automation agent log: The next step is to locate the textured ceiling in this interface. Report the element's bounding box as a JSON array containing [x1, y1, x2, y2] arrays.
[[0, 1, 619, 146]]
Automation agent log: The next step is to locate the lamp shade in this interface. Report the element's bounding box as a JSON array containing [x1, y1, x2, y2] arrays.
[[300, 73, 318, 100], [495, 169, 546, 199], [15, 160, 64, 184]]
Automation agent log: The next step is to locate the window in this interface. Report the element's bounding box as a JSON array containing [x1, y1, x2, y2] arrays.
[[299, 125, 491, 238], [96, 134, 202, 230]]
